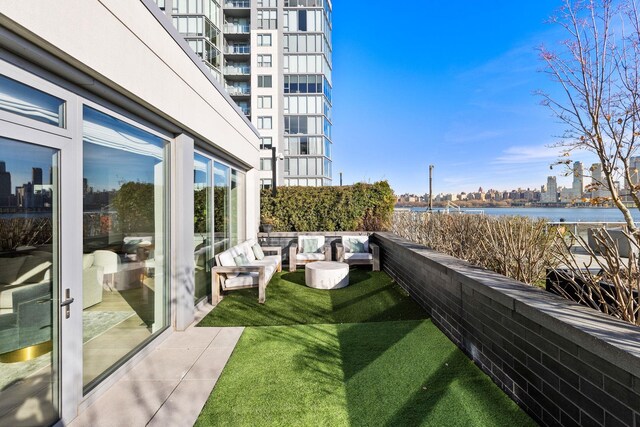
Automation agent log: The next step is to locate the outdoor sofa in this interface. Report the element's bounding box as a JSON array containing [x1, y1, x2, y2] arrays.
[[212, 238, 281, 304]]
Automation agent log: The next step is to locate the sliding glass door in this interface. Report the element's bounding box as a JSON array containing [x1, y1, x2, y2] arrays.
[[193, 153, 246, 302]]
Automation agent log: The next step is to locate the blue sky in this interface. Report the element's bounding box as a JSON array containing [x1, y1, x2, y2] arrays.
[[331, 1, 596, 195]]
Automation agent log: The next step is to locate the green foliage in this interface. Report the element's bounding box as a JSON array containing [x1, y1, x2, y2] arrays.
[[112, 182, 155, 233], [194, 187, 209, 234], [260, 181, 395, 231]]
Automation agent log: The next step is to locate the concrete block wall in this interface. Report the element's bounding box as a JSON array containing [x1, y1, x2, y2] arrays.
[[372, 232, 640, 426]]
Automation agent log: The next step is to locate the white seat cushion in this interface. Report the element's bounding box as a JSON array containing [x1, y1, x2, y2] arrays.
[[217, 250, 238, 279], [263, 255, 281, 266], [224, 272, 259, 288], [297, 253, 326, 262], [344, 252, 373, 261]]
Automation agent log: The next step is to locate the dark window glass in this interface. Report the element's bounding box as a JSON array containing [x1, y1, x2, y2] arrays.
[[298, 10, 307, 31]]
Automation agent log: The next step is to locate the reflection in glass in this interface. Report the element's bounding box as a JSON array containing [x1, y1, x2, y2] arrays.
[[230, 170, 245, 246], [0, 74, 65, 127], [194, 154, 211, 302], [0, 138, 59, 426], [82, 106, 168, 391], [213, 162, 230, 254]]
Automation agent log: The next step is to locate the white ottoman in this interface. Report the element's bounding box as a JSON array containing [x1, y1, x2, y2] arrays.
[[305, 261, 349, 290]]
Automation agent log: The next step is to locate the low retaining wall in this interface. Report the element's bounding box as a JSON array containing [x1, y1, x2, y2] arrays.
[[372, 232, 640, 426]]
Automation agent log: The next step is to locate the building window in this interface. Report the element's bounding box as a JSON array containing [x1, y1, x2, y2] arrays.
[[258, 75, 273, 88], [258, 116, 272, 129], [257, 0, 277, 6], [258, 96, 272, 109], [257, 10, 277, 29], [260, 158, 272, 171], [0, 74, 66, 127], [257, 54, 272, 68], [257, 33, 272, 46], [260, 137, 273, 149], [298, 10, 307, 31]]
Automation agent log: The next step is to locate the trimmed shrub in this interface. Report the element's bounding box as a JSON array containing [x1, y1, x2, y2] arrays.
[[261, 181, 395, 232]]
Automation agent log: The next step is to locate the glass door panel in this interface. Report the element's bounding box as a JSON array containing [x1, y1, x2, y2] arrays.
[[81, 106, 169, 391], [0, 137, 59, 426], [213, 162, 230, 253], [193, 154, 211, 302]]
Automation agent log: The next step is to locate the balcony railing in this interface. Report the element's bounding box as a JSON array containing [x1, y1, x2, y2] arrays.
[[225, 0, 250, 7], [224, 24, 250, 34], [224, 66, 250, 75], [226, 86, 250, 96], [224, 44, 250, 54]]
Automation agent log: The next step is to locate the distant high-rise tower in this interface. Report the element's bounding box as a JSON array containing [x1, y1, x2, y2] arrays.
[[0, 161, 11, 206], [543, 176, 558, 203], [32, 167, 42, 186], [155, 0, 333, 188], [590, 163, 608, 200], [571, 161, 584, 199]]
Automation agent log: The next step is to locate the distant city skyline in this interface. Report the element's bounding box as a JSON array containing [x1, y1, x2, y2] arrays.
[[331, 1, 598, 196]]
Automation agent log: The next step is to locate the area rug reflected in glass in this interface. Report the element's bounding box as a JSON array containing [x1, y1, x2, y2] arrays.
[[0, 310, 134, 390]]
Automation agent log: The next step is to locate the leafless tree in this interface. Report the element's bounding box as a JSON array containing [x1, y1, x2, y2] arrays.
[[539, 0, 640, 234]]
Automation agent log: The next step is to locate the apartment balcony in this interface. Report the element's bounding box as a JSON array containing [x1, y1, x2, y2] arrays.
[[226, 85, 250, 97], [224, 24, 250, 34], [224, 0, 250, 8], [224, 65, 250, 76], [223, 44, 250, 56]]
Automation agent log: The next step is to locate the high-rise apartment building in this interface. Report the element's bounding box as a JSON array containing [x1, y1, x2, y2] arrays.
[[155, 0, 333, 188], [542, 176, 558, 203]]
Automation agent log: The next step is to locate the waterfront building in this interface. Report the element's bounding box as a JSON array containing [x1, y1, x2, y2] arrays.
[[154, 0, 333, 189], [0, 1, 259, 424], [590, 163, 610, 201], [542, 176, 558, 203], [572, 161, 584, 198]]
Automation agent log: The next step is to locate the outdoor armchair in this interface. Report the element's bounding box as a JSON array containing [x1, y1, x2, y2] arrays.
[[335, 235, 380, 271], [289, 235, 331, 272]]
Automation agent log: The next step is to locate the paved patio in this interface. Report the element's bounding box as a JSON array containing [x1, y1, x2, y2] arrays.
[[69, 304, 241, 427]]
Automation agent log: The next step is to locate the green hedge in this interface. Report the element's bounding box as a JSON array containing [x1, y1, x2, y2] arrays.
[[260, 181, 395, 232]]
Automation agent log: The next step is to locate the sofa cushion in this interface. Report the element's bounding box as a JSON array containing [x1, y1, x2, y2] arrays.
[[299, 236, 324, 253], [224, 272, 259, 288], [217, 250, 238, 279], [15, 256, 52, 284], [344, 253, 373, 261], [0, 257, 27, 285], [82, 254, 95, 270], [343, 236, 369, 253], [252, 244, 265, 260], [234, 253, 250, 266], [242, 241, 257, 262], [296, 253, 325, 262]]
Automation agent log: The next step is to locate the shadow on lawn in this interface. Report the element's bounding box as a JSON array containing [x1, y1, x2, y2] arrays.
[[334, 319, 535, 426], [197, 267, 428, 327]]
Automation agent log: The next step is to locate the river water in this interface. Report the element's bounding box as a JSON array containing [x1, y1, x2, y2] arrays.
[[408, 207, 637, 223]]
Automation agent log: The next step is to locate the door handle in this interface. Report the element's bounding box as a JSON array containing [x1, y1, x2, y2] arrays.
[[60, 288, 74, 319]]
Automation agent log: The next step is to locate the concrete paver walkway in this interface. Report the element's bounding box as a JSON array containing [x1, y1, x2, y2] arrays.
[[69, 305, 242, 427]]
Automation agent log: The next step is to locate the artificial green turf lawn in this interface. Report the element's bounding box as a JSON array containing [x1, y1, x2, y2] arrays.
[[197, 269, 428, 327], [194, 320, 536, 427]]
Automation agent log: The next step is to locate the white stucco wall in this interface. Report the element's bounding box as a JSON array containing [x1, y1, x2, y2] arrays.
[[0, 0, 260, 169]]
